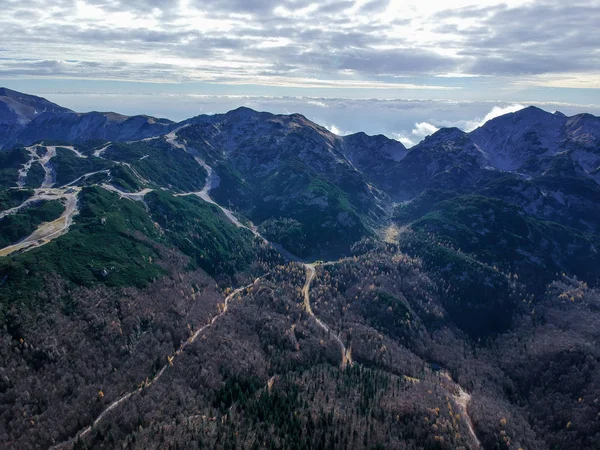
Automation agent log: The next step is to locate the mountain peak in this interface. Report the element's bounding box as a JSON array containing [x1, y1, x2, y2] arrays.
[[512, 105, 554, 120], [222, 106, 274, 124], [0, 87, 72, 113], [480, 106, 553, 127], [0, 88, 74, 143], [427, 127, 466, 142], [229, 106, 259, 114], [521, 105, 545, 113], [227, 106, 266, 118], [346, 131, 402, 143]]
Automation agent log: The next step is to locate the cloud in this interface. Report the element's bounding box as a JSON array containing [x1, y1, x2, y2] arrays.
[[392, 122, 439, 148], [444, 1, 600, 78], [306, 100, 328, 107], [392, 133, 417, 148], [461, 103, 525, 131], [412, 122, 440, 139], [0, 0, 598, 92], [323, 123, 344, 135]]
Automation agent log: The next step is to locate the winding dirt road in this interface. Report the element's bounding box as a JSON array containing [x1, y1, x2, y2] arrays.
[[302, 263, 353, 368], [166, 129, 354, 367], [37, 129, 478, 448], [100, 184, 153, 202], [166, 129, 262, 237], [51, 277, 264, 449]]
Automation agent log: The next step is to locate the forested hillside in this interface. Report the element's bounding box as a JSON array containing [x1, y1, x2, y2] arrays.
[[1, 90, 599, 449]]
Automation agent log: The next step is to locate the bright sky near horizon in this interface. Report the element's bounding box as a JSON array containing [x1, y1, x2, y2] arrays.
[[1, 0, 599, 145]]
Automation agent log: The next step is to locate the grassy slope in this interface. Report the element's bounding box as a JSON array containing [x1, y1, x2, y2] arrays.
[[109, 165, 141, 192], [103, 140, 207, 192], [145, 191, 254, 275], [0, 187, 167, 309], [52, 148, 113, 186]]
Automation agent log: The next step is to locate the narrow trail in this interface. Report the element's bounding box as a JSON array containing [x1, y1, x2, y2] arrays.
[[0, 188, 80, 257], [302, 263, 353, 368], [100, 184, 153, 202], [51, 277, 264, 450], [457, 388, 481, 450], [63, 169, 112, 188]]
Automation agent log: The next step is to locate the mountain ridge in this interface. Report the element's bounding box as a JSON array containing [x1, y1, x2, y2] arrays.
[[0, 88, 176, 150], [2, 87, 600, 184], [1, 89, 600, 449]]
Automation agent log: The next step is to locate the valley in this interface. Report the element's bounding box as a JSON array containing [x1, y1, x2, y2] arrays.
[[0, 89, 599, 449]]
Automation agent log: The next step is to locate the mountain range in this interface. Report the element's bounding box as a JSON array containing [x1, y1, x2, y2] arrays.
[[1, 88, 599, 449]]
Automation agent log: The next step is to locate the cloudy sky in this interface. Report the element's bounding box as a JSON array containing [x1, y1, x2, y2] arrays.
[[2, 0, 599, 145]]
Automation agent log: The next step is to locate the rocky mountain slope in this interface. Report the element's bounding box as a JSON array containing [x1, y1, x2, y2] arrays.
[[0, 88, 73, 145], [0, 89, 599, 449], [176, 108, 390, 257], [470, 106, 600, 176], [0, 89, 176, 150]]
